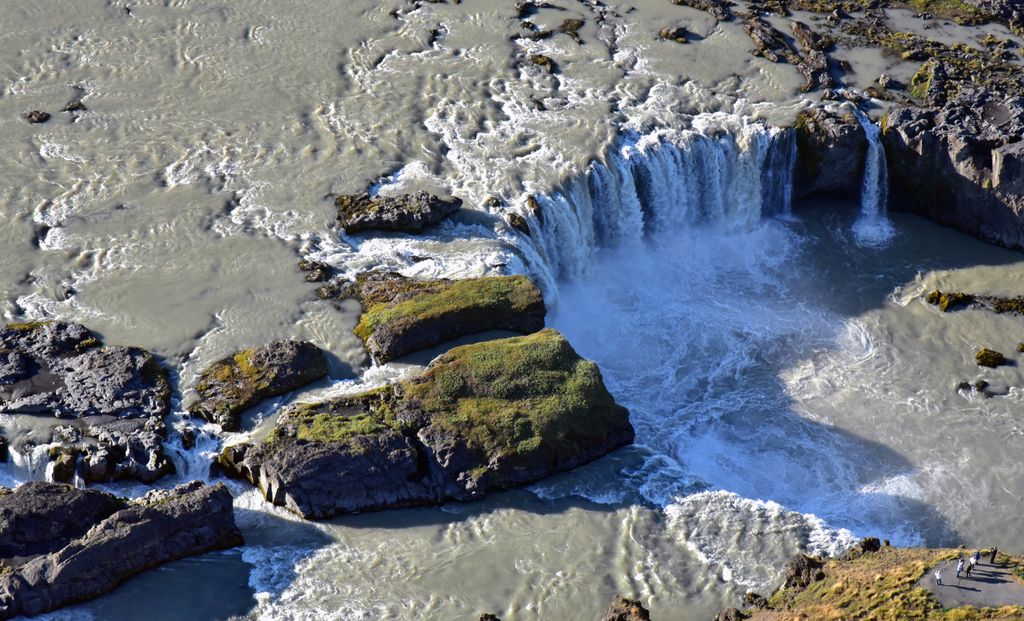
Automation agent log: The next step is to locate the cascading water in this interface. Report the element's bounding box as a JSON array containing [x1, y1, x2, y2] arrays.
[[852, 110, 896, 246], [521, 121, 797, 285]]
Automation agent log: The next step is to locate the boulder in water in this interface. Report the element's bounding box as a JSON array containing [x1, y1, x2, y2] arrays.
[[218, 330, 634, 519], [336, 192, 462, 235], [601, 595, 651, 621], [350, 272, 546, 363], [0, 483, 126, 562], [975, 348, 1008, 368], [670, 0, 732, 21], [0, 321, 174, 484], [0, 481, 242, 620], [189, 339, 328, 431], [22, 111, 50, 124]]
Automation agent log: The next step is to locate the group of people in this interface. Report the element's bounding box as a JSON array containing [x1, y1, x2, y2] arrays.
[[933, 548, 998, 585]]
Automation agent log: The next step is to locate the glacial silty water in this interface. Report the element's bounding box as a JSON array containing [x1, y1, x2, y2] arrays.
[[3, 2, 1024, 621]]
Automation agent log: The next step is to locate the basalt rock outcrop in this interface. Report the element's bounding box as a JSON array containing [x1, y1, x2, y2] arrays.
[[219, 329, 634, 519], [926, 289, 1024, 315], [601, 596, 652, 621], [0, 321, 173, 483], [883, 89, 1024, 250], [348, 271, 546, 363], [189, 339, 328, 431], [336, 191, 462, 235], [0, 483, 126, 564], [671, 0, 732, 21], [0, 481, 242, 620], [793, 108, 867, 199]]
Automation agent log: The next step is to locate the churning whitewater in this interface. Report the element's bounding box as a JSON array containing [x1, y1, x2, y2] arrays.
[[3, 1, 1024, 620]]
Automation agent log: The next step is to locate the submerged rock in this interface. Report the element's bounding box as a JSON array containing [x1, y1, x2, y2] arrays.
[[219, 330, 634, 519], [0, 321, 174, 484], [350, 272, 546, 363], [336, 191, 462, 235], [601, 596, 651, 621], [190, 339, 328, 431], [0, 481, 242, 620]]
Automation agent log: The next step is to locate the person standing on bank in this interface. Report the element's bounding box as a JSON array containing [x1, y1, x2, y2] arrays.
[[991, 547, 999, 564], [957, 557, 965, 578]]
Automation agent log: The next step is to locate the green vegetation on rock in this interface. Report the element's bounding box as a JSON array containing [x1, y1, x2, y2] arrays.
[[976, 348, 1008, 368], [926, 290, 975, 312], [759, 547, 1024, 620], [403, 329, 628, 463], [354, 275, 541, 342]]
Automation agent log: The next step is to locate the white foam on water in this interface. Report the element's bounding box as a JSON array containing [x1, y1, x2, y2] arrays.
[[852, 110, 895, 247]]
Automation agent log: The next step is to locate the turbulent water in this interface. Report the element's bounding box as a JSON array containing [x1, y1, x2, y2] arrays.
[[3, 2, 1024, 620]]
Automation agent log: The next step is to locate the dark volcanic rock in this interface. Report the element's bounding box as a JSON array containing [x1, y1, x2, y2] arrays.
[[0, 321, 174, 484], [22, 111, 50, 124], [783, 553, 826, 589], [219, 330, 634, 519], [884, 90, 1024, 250], [351, 271, 546, 363], [0, 481, 242, 620], [743, 16, 798, 64], [0, 322, 169, 419], [0, 483, 125, 562], [659, 25, 689, 42], [601, 595, 651, 621], [791, 21, 834, 92], [714, 609, 748, 621], [793, 108, 867, 198], [336, 191, 462, 235], [671, 0, 732, 21], [190, 339, 328, 431], [976, 348, 1008, 368]]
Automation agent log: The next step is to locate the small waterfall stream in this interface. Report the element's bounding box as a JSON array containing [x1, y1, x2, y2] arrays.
[[852, 110, 895, 246]]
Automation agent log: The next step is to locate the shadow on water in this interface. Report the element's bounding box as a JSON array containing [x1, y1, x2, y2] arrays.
[[67, 198, 1024, 618], [59, 508, 332, 621]]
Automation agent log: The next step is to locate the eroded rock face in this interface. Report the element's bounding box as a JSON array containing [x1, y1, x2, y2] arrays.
[[219, 330, 634, 519], [0, 322, 173, 484], [783, 554, 826, 589], [0, 481, 242, 620], [189, 339, 328, 431], [0, 483, 125, 562], [670, 0, 732, 21], [336, 191, 462, 235], [793, 108, 867, 199], [350, 272, 547, 363], [884, 90, 1024, 250], [601, 596, 652, 621]]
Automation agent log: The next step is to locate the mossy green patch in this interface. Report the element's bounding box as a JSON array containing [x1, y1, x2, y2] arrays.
[[354, 275, 542, 342], [5, 321, 53, 332], [906, 0, 989, 22], [976, 348, 1008, 368], [757, 547, 1024, 620], [402, 329, 628, 463], [926, 290, 975, 312]]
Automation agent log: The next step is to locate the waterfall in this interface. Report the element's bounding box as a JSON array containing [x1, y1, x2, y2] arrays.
[[519, 121, 797, 285], [852, 110, 895, 247]]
